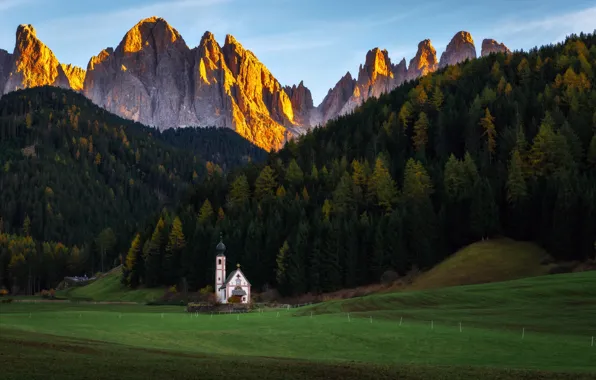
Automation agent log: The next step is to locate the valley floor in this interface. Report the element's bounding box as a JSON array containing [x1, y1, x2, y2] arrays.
[[1, 272, 595, 379]]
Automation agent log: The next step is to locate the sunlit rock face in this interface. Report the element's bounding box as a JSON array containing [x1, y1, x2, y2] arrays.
[[481, 39, 511, 57], [60, 64, 86, 91], [439, 31, 477, 69], [340, 48, 396, 116], [3, 24, 73, 93], [406, 39, 438, 82], [317, 72, 356, 125], [284, 81, 314, 127], [84, 17, 196, 128], [0, 19, 509, 150]]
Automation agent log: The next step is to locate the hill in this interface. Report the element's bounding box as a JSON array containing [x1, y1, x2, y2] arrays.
[[59, 266, 163, 303], [117, 32, 596, 297], [408, 238, 552, 290], [300, 271, 596, 336]]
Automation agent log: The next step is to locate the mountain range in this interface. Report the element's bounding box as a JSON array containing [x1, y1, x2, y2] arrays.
[[0, 17, 510, 151]]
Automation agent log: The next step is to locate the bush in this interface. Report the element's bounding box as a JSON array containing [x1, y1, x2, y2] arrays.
[[0, 298, 13, 304], [227, 295, 241, 304], [199, 285, 213, 295], [40, 289, 56, 299], [0, 288, 8, 297], [168, 285, 178, 294]]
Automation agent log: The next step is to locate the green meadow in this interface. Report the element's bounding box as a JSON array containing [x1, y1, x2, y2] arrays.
[[1, 271, 595, 379]]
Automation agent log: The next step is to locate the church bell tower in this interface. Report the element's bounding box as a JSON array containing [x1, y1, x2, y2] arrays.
[[215, 234, 227, 303]]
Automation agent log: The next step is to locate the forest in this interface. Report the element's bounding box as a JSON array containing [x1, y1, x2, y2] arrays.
[[121, 32, 596, 297], [1, 32, 595, 296], [0, 87, 265, 293]]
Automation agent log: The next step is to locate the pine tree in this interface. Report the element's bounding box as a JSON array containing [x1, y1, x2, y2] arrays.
[[413, 112, 429, 154], [276, 185, 287, 198], [22, 215, 31, 237], [480, 108, 497, 156], [332, 173, 355, 214], [254, 166, 277, 201], [124, 234, 142, 287], [507, 150, 527, 203], [165, 217, 185, 285], [431, 86, 444, 111], [198, 199, 214, 224], [229, 174, 250, 208], [143, 217, 166, 287], [403, 159, 433, 201], [286, 159, 304, 187], [275, 240, 289, 286]]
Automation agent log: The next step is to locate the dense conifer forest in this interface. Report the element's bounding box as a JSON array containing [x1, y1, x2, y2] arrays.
[[120, 33, 596, 296], [0, 87, 265, 292], [1, 33, 595, 296]]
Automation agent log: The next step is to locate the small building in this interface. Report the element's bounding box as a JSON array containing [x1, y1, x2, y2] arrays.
[[215, 237, 251, 304]]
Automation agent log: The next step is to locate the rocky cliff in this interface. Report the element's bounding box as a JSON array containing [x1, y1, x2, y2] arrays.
[[60, 64, 86, 91], [2, 24, 71, 94], [317, 72, 356, 125], [481, 39, 511, 56], [0, 20, 508, 150], [406, 39, 438, 82], [439, 31, 477, 68], [0, 49, 12, 95], [284, 81, 314, 126]]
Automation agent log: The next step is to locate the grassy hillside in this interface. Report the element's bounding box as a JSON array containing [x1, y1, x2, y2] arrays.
[[59, 266, 164, 303], [408, 238, 552, 290], [300, 271, 596, 336], [2, 272, 595, 379]]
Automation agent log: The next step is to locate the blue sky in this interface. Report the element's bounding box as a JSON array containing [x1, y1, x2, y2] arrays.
[[1, 0, 595, 104]]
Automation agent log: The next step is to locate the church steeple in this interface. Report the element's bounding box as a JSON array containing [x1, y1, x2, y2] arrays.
[[216, 233, 226, 257], [215, 234, 227, 303]]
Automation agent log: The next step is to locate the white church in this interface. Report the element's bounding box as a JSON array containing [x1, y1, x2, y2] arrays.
[[215, 237, 251, 304]]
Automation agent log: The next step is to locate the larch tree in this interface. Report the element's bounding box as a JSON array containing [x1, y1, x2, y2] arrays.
[[228, 174, 250, 208], [198, 199, 214, 224], [254, 166, 278, 201]]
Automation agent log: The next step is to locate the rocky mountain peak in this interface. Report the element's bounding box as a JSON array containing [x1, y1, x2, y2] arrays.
[[16, 24, 37, 40], [481, 39, 511, 57], [60, 63, 86, 91], [361, 48, 393, 82], [406, 39, 438, 81], [439, 31, 477, 68], [4, 23, 70, 93], [117, 16, 186, 54], [284, 80, 314, 125]]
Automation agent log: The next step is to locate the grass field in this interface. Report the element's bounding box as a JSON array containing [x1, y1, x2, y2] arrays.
[[2, 272, 595, 379], [57, 266, 164, 303], [408, 238, 552, 290]]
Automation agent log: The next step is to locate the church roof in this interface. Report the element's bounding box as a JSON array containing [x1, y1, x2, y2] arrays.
[[218, 268, 252, 290]]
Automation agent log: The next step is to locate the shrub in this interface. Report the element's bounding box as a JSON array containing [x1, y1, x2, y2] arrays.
[[40, 289, 56, 299], [0, 298, 13, 304], [227, 295, 241, 304], [199, 285, 213, 295], [0, 288, 8, 297], [168, 285, 177, 294]]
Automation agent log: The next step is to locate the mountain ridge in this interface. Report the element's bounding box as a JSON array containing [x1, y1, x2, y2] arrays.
[[0, 18, 510, 150]]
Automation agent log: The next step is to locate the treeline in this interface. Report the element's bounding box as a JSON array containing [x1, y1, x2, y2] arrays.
[[0, 227, 82, 294], [122, 33, 596, 296], [0, 87, 265, 291]]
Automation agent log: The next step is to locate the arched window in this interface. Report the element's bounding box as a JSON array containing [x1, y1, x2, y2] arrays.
[[218, 277, 220, 281], [218, 259, 221, 265]]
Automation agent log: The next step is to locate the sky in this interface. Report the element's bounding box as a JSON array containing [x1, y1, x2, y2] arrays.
[[0, 0, 595, 104]]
